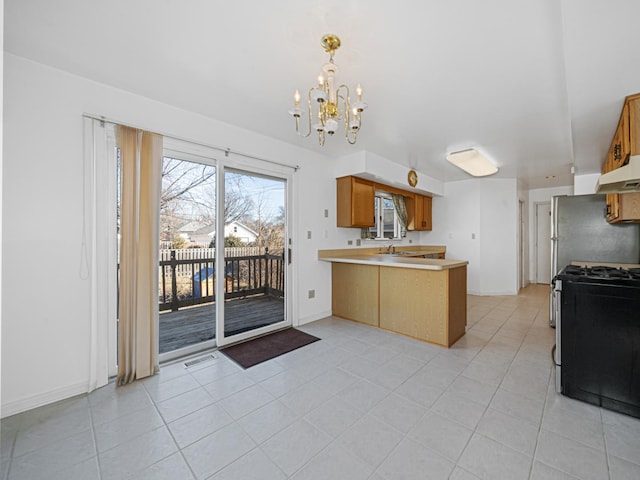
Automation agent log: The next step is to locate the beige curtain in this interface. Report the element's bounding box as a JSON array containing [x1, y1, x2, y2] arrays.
[[391, 193, 408, 236], [117, 126, 163, 385]]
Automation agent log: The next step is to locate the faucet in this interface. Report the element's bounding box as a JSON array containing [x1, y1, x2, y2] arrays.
[[386, 244, 395, 254]]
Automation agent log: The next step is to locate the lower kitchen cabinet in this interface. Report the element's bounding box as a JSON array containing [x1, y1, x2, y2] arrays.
[[379, 266, 466, 347], [330, 262, 467, 347], [331, 263, 379, 326]]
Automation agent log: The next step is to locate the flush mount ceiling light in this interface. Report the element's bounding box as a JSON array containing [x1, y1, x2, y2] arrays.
[[289, 34, 368, 146], [446, 148, 498, 177]]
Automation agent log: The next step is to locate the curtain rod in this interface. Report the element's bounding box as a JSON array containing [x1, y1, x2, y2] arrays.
[[82, 113, 300, 171]]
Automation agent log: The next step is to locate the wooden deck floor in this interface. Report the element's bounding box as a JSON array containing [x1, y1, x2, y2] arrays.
[[159, 295, 285, 353]]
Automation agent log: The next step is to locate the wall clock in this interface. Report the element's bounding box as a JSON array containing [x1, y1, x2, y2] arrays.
[[408, 169, 418, 187]]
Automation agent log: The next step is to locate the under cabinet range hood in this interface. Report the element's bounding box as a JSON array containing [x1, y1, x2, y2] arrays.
[[596, 155, 640, 193]]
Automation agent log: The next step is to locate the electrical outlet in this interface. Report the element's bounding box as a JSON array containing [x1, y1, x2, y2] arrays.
[[356, 239, 361, 246], [324, 209, 329, 218], [472, 233, 476, 239], [307, 230, 312, 239], [308, 289, 315, 299], [348, 240, 353, 245]]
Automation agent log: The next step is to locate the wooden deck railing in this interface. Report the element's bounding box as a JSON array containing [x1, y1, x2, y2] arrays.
[[158, 248, 285, 312]]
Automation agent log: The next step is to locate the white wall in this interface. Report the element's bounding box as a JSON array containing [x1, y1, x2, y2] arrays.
[[425, 178, 519, 295], [1, 54, 338, 415], [527, 185, 573, 284]]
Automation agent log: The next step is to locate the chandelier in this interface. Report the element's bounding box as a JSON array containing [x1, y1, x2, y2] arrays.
[[289, 34, 367, 146]]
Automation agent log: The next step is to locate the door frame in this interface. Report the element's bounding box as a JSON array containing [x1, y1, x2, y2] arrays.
[[158, 139, 296, 353], [534, 201, 552, 284], [518, 199, 527, 290]]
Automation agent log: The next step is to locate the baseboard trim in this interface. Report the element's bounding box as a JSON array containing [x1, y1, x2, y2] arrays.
[[1, 381, 89, 418], [297, 310, 333, 326]]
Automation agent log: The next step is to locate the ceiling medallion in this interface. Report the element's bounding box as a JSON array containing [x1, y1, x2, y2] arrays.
[[408, 170, 418, 187], [289, 34, 368, 146]]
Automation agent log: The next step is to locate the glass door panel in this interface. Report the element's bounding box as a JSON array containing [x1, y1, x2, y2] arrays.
[[158, 155, 217, 358], [219, 168, 288, 343]]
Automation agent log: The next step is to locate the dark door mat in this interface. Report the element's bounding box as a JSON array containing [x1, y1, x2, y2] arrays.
[[220, 328, 320, 369]]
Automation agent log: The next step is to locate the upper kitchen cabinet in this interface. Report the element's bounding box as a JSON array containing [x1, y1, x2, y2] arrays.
[[604, 93, 640, 224], [406, 194, 432, 231], [336, 176, 375, 227]]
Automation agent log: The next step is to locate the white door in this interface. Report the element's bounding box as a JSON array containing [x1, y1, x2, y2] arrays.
[[536, 202, 552, 284]]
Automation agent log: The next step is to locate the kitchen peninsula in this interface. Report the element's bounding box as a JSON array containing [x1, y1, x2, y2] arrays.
[[319, 246, 468, 347]]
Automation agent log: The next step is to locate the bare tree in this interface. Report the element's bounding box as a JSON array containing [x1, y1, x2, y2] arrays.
[[160, 158, 253, 237], [161, 158, 215, 212]]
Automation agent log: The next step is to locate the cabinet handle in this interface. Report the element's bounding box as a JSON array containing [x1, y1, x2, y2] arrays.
[[606, 204, 611, 216]]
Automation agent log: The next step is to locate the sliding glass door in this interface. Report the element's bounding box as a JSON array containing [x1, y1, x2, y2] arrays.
[[158, 153, 217, 358], [216, 167, 290, 347], [157, 141, 292, 359]]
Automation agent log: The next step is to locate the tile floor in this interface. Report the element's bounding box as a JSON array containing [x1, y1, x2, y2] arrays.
[[2, 284, 640, 479]]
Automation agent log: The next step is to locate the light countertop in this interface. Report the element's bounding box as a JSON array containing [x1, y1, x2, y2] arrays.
[[319, 253, 468, 271]]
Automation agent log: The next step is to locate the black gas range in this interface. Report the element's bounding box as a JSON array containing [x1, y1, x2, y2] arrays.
[[554, 264, 640, 418], [559, 264, 640, 283]]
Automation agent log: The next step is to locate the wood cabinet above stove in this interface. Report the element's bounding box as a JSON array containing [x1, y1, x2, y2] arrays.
[[603, 93, 640, 223]]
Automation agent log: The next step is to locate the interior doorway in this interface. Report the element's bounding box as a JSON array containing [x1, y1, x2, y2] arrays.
[[535, 202, 552, 284]]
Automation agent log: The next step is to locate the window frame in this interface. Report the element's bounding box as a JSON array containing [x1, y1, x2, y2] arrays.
[[370, 192, 404, 240]]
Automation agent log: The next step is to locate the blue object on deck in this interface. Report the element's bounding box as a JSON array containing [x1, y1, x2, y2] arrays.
[[193, 267, 214, 298]]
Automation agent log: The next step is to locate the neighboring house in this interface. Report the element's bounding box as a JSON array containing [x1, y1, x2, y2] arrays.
[[177, 221, 207, 241], [186, 221, 258, 245]]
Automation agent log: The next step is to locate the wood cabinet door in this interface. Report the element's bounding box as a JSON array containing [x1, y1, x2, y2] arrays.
[[406, 194, 433, 231], [606, 194, 620, 223], [604, 95, 640, 224], [414, 194, 424, 229], [422, 195, 432, 230], [336, 176, 375, 227], [351, 177, 375, 227], [630, 97, 640, 155], [611, 104, 630, 170]]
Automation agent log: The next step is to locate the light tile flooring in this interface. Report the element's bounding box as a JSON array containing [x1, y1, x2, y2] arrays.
[[2, 284, 640, 479]]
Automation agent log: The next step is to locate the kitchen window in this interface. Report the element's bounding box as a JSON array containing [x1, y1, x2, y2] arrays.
[[368, 193, 405, 239]]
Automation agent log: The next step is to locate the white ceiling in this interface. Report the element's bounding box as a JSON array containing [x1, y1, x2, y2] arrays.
[[5, 0, 640, 189]]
